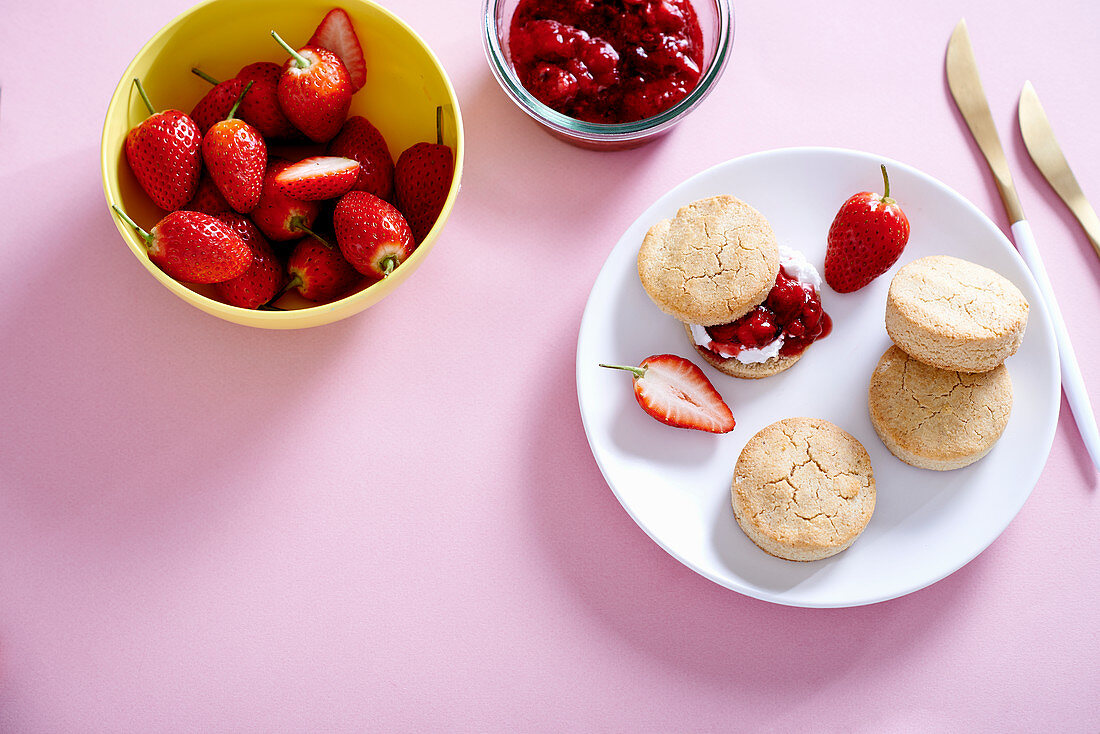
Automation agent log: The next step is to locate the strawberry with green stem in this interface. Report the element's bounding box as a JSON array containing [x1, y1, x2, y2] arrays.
[[268, 226, 361, 304], [191, 67, 298, 140], [271, 30, 353, 144], [333, 191, 415, 280], [394, 106, 454, 243], [124, 78, 201, 211], [202, 81, 267, 213], [111, 206, 251, 284], [824, 164, 911, 293]]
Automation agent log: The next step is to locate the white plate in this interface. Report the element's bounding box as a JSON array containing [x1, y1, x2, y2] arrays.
[[576, 147, 1059, 608]]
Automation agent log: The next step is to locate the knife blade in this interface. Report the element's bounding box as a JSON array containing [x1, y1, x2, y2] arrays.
[[945, 18, 1100, 472], [1018, 81, 1100, 260], [945, 19, 1025, 224]]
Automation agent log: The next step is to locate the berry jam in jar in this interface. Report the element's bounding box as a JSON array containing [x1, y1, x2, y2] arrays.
[[703, 266, 832, 360], [508, 0, 705, 124]]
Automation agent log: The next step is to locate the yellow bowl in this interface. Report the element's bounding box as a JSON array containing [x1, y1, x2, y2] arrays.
[[101, 0, 463, 329]]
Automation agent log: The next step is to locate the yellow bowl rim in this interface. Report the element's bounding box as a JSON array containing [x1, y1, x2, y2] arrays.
[[100, 0, 465, 329]]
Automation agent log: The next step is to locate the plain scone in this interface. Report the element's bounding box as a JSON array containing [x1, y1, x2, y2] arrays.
[[637, 195, 779, 327], [885, 255, 1028, 373], [868, 346, 1013, 471], [732, 417, 876, 562]]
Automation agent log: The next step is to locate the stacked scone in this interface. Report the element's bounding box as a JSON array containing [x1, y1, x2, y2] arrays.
[[868, 255, 1029, 470], [637, 195, 832, 379]]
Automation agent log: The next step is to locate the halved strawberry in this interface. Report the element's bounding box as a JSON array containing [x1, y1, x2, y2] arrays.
[[251, 159, 322, 241], [274, 156, 360, 201], [600, 355, 736, 433], [328, 116, 394, 201], [308, 8, 367, 91]]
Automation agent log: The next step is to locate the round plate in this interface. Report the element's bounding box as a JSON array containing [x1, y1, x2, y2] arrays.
[[576, 147, 1059, 608]]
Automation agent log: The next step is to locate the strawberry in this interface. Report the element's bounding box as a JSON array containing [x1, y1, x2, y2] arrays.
[[333, 191, 415, 279], [394, 107, 454, 243], [192, 67, 298, 141], [274, 156, 360, 201], [327, 116, 394, 202], [600, 355, 736, 433], [271, 31, 353, 143], [123, 78, 201, 211], [202, 82, 267, 213], [181, 174, 231, 215], [251, 159, 322, 241], [189, 75, 249, 134], [236, 61, 282, 86], [272, 231, 362, 304], [824, 164, 911, 293], [111, 206, 251, 284], [211, 213, 286, 308], [308, 8, 367, 91]]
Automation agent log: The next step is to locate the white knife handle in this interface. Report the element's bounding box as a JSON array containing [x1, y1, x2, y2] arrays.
[[1011, 220, 1100, 472]]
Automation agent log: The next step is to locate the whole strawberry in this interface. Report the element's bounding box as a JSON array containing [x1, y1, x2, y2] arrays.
[[824, 164, 911, 293], [192, 68, 297, 140], [251, 159, 322, 241], [333, 191, 416, 279], [328, 116, 394, 201], [189, 75, 250, 134], [273, 231, 362, 304], [271, 31, 353, 143], [111, 206, 251, 284], [181, 174, 231, 215], [212, 213, 286, 308], [600, 355, 736, 433], [123, 78, 201, 211], [394, 106, 454, 243], [202, 82, 267, 213], [236, 61, 282, 86]]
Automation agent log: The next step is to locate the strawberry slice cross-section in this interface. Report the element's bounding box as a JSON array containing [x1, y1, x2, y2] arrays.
[[600, 354, 736, 433]]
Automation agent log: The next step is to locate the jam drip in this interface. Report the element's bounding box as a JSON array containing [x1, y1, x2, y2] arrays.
[[508, 0, 705, 124], [704, 266, 832, 359]]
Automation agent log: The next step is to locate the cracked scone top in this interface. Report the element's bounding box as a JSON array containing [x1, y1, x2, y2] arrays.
[[638, 195, 780, 326], [885, 255, 1028, 373], [732, 417, 875, 562], [868, 346, 1012, 471]]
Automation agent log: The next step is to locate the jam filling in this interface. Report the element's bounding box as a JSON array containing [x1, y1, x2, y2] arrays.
[[703, 266, 832, 360], [508, 0, 705, 124]]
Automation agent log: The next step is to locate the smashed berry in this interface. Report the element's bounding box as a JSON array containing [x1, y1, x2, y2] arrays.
[[704, 265, 832, 359], [509, 0, 704, 124]]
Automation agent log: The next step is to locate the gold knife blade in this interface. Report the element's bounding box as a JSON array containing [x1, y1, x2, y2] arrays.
[[945, 19, 1025, 223], [1018, 81, 1100, 260]]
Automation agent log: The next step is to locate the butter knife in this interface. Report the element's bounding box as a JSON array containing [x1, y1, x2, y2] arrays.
[[946, 18, 1100, 472], [1018, 81, 1100, 261]]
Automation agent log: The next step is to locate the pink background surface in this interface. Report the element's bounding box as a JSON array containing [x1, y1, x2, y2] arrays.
[[2, 0, 1100, 731]]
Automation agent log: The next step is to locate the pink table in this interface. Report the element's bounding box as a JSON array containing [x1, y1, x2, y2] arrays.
[[2, 0, 1099, 730]]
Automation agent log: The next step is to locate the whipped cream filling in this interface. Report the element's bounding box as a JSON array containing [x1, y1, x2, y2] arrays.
[[689, 247, 821, 365]]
